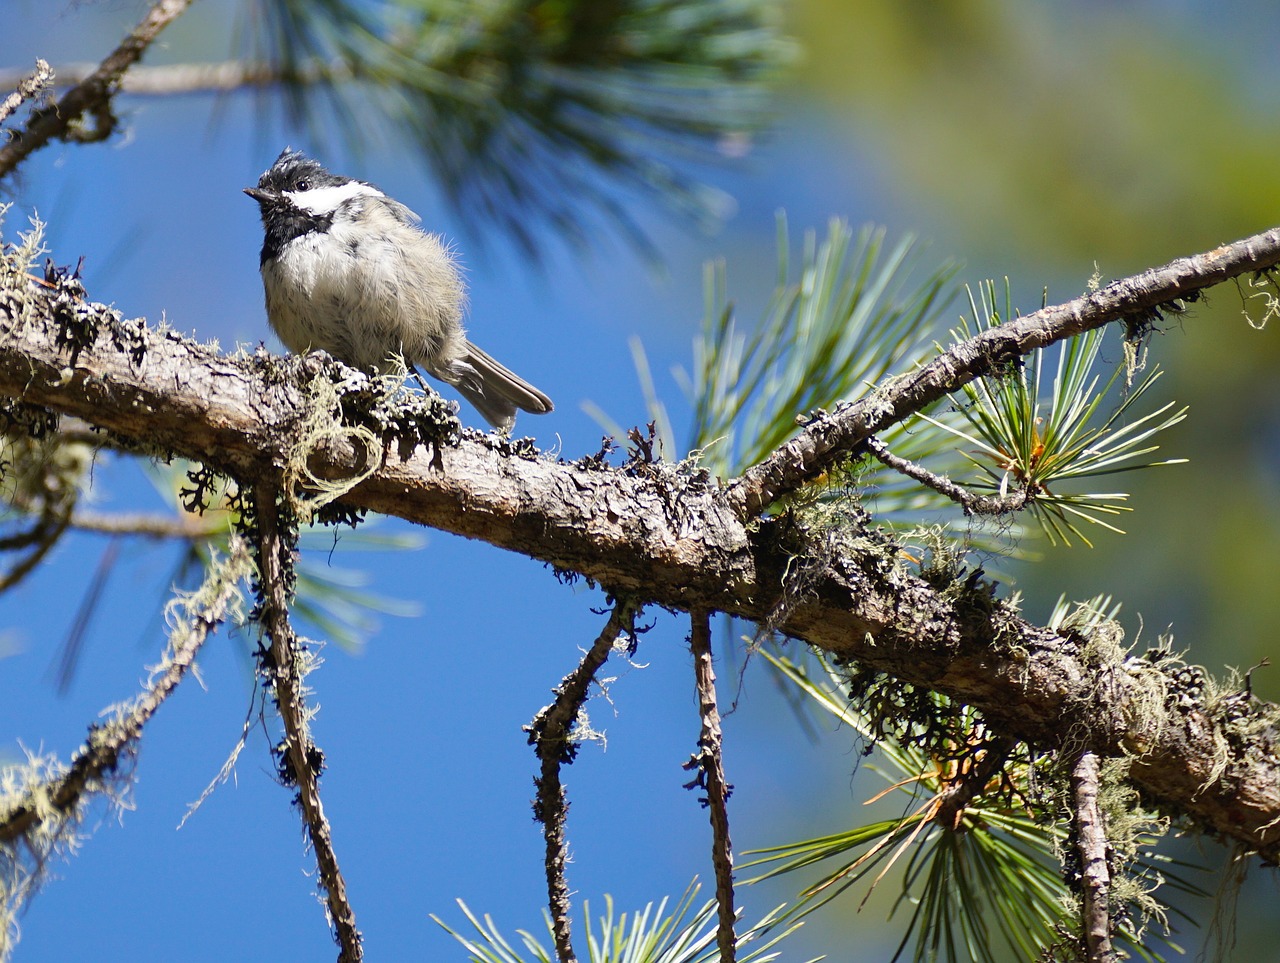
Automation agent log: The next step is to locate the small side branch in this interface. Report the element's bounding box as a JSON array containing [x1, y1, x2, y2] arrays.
[[865, 436, 1032, 515], [0, 0, 195, 180], [0, 59, 52, 124], [1072, 751, 1115, 963], [0, 507, 71, 592], [0, 536, 250, 846], [527, 599, 639, 963], [731, 225, 1280, 518], [251, 482, 362, 963], [684, 609, 736, 962], [69, 510, 226, 540], [0, 60, 351, 97]]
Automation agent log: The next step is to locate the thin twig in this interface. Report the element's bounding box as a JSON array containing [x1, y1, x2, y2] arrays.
[[1072, 750, 1115, 963], [0, 0, 196, 180], [0, 60, 351, 97], [0, 536, 250, 845], [684, 609, 736, 962], [865, 436, 1033, 515], [731, 227, 1280, 518], [251, 481, 362, 963], [69, 509, 226, 540], [527, 599, 639, 963], [0, 59, 52, 124], [0, 508, 71, 592], [0, 515, 54, 551]]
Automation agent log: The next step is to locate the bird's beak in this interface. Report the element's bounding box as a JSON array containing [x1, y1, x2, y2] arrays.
[[243, 187, 277, 205]]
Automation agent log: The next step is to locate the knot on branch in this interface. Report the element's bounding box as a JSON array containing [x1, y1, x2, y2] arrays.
[[681, 747, 735, 809], [273, 737, 327, 789]]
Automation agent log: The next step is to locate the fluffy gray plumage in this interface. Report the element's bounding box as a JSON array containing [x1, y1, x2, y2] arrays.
[[245, 149, 553, 431]]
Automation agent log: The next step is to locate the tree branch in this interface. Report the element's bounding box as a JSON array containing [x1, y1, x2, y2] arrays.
[[684, 609, 736, 962], [68, 509, 225, 540], [865, 435, 1033, 515], [0, 507, 71, 591], [0, 536, 250, 845], [0, 60, 52, 124], [251, 481, 361, 963], [0, 60, 349, 98], [527, 599, 638, 963], [2, 236, 1280, 861], [0, 0, 195, 180], [932, 733, 1017, 831], [1072, 751, 1115, 963], [730, 227, 1280, 518]]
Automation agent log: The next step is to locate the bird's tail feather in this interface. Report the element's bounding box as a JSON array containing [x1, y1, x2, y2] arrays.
[[454, 341, 553, 432]]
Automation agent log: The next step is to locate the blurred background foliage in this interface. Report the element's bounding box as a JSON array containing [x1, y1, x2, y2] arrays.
[[235, 0, 794, 255], [783, 0, 1280, 703]]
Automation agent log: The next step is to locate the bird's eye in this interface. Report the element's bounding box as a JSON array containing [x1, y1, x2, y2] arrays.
[[294, 178, 310, 191]]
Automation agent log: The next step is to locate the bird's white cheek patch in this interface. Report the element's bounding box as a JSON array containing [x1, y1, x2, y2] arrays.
[[287, 181, 384, 216]]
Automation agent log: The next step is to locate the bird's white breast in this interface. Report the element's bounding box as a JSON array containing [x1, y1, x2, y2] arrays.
[[261, 201, 466, 372]]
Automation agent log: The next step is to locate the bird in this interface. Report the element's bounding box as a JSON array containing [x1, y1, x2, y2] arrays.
[[244, 148, 553, 432]]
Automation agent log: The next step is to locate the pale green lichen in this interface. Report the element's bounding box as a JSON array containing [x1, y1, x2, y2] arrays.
[[0, 206, 51, 340], [0, 746, 121, 959]]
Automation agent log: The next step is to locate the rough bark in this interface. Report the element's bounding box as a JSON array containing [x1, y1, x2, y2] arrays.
[[1073, 751, 1116, 963], [688, 609, 736, 962]]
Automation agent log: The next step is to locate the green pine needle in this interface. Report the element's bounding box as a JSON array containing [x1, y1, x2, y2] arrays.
[[688, 217, 958, 478], [745, 649, 1201, 962], [431, 881, 821, 962], [238, 0, 794, 254], [919, 279, 1188, 546]]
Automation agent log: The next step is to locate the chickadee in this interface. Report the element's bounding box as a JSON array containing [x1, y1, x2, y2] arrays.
[[244, 148, 553, 432]]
